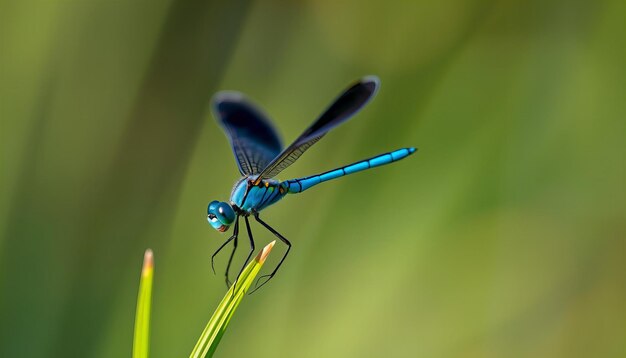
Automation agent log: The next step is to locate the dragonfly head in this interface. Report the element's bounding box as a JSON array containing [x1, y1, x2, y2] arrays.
[[207, 200, 236, 232]]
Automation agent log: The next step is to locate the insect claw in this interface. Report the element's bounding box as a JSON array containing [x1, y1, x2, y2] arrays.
[[248, 275, 272, 295], [231, 280, 238, 299]]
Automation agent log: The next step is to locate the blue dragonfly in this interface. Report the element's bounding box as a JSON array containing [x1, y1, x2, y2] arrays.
[[208, 76, 416, 293]]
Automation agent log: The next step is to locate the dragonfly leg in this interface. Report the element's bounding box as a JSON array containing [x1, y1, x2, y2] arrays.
[[249, 213, 291, 294], [232, 216, 255, 292], [224, 222, 240, 288], [211, 216, 240, 287]]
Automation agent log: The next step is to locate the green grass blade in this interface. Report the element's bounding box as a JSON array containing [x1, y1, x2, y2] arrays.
[[190, 241, 276, 358], [133, 249, 154, 358]]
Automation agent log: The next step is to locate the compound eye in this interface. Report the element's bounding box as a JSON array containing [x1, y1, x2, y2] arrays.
[[207, 200, 220, 214], [216, 202, 235, 224], [207, 213, 218, 223]]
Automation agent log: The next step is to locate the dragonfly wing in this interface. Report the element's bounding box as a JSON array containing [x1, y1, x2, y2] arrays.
[[254, 76, 379, 183], [213, 91, 283, 175]]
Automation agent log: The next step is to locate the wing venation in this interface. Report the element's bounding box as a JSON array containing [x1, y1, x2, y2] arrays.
[[254, 76, 379, 183], [213, 91, 282, 175]]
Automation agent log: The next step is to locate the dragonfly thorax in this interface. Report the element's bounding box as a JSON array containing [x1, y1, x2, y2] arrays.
[[230, 175, 289, 214]]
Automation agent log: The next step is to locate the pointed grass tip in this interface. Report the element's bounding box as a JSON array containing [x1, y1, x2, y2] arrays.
[[256, 241, 276, 264], [142, 249, 154, 276]]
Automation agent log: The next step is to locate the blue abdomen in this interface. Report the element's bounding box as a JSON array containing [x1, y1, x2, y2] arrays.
[[230, 176, 288, 213]]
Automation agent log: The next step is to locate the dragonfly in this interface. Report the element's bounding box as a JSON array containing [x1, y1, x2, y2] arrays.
[[207, 76, 416, 293]]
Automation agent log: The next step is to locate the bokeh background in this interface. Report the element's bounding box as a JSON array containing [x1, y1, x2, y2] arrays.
[[1, 0, 624, 357]]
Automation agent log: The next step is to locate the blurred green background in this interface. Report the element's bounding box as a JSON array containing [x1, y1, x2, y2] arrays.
[[1, 0, 624, 357]]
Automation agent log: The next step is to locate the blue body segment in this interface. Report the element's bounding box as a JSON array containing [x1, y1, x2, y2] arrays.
[[230, 147, 415, 213], [230, 176, 289, 212], [285, 147, 415, 193], [230, 147, 416, 212]]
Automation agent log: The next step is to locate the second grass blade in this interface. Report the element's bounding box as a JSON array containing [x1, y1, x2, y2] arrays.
[[190, 241, 276, 358]]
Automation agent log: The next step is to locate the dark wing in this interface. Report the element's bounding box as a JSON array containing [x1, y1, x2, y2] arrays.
[[253, 76, 379, 184], [212, 91, 282, 175]]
